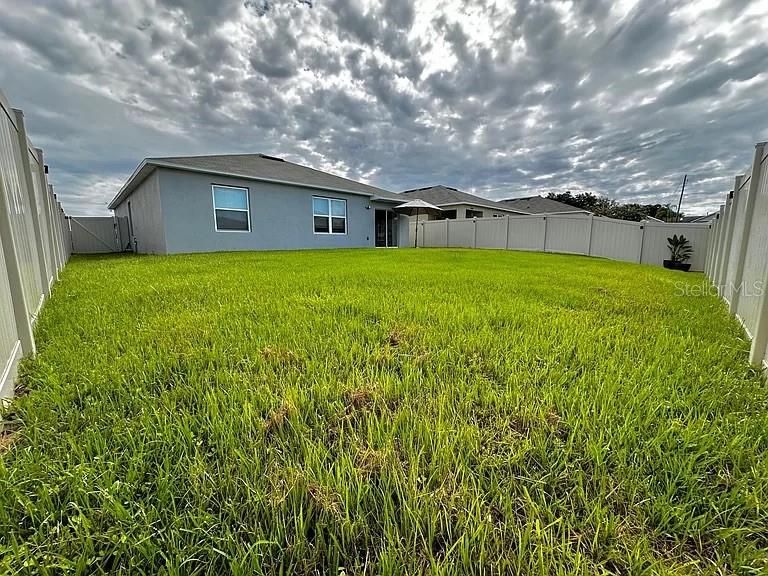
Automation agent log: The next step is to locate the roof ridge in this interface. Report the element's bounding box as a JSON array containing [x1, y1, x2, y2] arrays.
[[151, 154, 391, 192], [401, 184, 453, 193], [151, 152, 282, 161]]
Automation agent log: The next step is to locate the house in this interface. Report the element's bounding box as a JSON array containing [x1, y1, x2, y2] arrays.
[[499, 195, 591, 215], [108, 154, 408, 254], [399, 186, 529, 219], [681, 212, 718, 223]]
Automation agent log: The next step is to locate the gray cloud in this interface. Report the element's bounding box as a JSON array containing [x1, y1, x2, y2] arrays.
[[0, 0, 766, 216]]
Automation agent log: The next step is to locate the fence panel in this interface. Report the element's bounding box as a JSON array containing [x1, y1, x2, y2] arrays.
[[475, 217, 506, 249], [417, 214, 710, 270], [703, 141, 768, 368], [640, 222, 710, 271], [28, 149, 53, 287], [447, 219, 475, 248], [717, 191, 737, 290], [0, 106, 44, 319], [735, 152, 768, 337], [544, 215, 591, 255], [70, 216, 120, 254], [420, 219, 446, 248], [507, 216, 546, 251], [723, 178, 750, 304], [591, 218, 642, 262], [0, 228, 20, 399], [0, 87, 68, 400]]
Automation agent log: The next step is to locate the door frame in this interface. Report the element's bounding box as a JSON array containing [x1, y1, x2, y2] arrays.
[[375, 209, 397, 248]]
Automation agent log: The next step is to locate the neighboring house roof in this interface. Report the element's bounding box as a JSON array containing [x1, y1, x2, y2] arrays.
[[499, 195, 590, 214], [398, 185, 530, 214], [109, 153, 402, 209], [681, 212, 718, 223]]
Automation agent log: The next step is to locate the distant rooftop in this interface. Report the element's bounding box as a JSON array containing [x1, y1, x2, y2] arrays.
[[681, 212, 718, 223], [499, 195, 590, 214], [399, 185, 529, 213]]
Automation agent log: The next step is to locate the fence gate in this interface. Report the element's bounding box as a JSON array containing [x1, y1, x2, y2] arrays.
[[69, 216, 122, 254]]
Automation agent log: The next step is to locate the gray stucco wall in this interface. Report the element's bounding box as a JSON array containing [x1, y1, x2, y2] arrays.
[[158, 169, 379, 254], [427, 203, 511, 220], [114, 170, 166, 254]]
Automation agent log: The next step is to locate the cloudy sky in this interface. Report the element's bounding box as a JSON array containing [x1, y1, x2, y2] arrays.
[[1, 0, 766, 215]]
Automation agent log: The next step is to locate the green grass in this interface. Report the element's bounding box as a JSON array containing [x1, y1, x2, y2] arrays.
[[1, 249, 767, 575]]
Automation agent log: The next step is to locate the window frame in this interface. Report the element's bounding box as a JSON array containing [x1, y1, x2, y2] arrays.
[[212, 184, 251, 233], [312, 196, 347, 236], [466, 209, 484, 219]]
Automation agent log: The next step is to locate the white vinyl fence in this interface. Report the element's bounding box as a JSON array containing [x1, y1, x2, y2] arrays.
[[414, 212, 711, 271], [70, 216, 123, 254], [705, 141, 768, 368], [0, 87, 70, 400]]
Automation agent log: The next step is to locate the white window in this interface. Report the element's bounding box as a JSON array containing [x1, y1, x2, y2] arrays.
[[313, 196, 346, 235], [212, 185, 250, 232]]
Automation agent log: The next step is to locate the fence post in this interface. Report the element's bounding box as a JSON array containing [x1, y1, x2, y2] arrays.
[[505, 215, 510, 250], [711, 215, 722, 279], [0, 174, 35, 356], [13, 109, 50, 298], [586, 214, 594, 256], [445, 219, 449, 248], [717, 179, 742, 296], [703, 220, 711, 276], [35, 149, 58, 285], [714, 191, 733, 293], [705, 217, 717, 278], [57, 197, 65, 264], [730, 142, 766, 314], [711, 205, 725, 282], [638, 223, 645, 263], [61, 205, 70, 260], [473, 218, 477, 248], [50, 186, 63, 270], [542, 216, 548, 251]]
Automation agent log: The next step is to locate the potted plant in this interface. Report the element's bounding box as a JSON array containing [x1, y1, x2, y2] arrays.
[[663, 234, 693, 271]]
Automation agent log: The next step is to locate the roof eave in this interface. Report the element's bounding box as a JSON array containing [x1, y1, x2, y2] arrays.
[[371, 196, 406, 204], [535, 210, 591, 215], [108, 159, 155, 209], [109, 159, 390, 210]]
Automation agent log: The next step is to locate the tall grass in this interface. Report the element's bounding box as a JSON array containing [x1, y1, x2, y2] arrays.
[[1, 249, 766, 575]]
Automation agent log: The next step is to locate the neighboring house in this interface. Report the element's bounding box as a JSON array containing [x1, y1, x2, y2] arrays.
[[681, 213, 718, 223], [108, 154, 407, 254], [399, 185, 529, 219], [499, 195, 591, 215]]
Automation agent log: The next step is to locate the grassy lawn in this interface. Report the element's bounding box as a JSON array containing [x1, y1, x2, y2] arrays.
[[1, 249, 766, 575]]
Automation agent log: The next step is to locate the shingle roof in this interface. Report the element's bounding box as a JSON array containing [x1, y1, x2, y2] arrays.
[[499, 196, 589, 214], [681, 213, 718, 223], [398, 186, 529, 213], [109, 153, 402, 209]]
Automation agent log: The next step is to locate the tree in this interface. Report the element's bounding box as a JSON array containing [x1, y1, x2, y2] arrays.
[[547, 192, 681, 222]]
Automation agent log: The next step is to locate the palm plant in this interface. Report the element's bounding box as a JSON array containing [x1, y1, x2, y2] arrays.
[[667, 234, 693, 263]]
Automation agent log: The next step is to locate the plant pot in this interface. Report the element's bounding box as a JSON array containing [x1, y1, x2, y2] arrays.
[[663, 260, 691, 272]]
